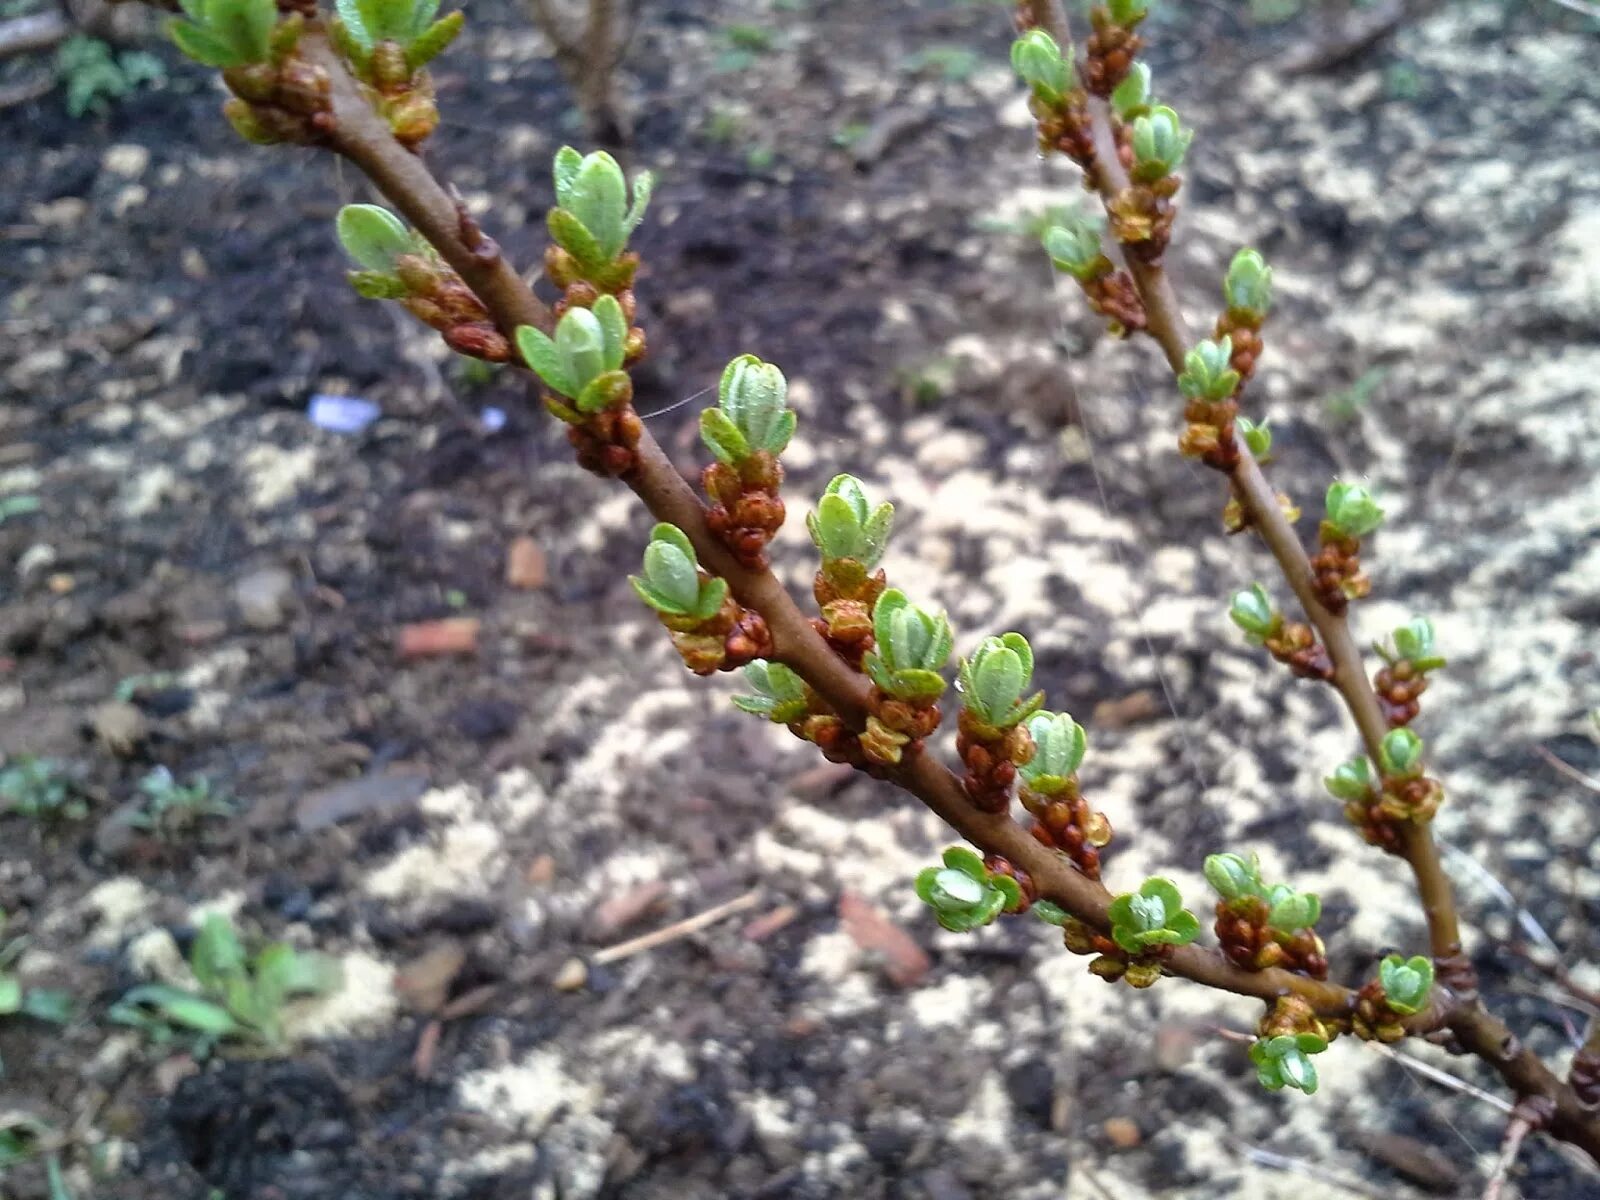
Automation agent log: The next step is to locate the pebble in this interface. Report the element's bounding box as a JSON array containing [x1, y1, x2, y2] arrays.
[[553, 957, 587, 992], [102, 143, 150, 179], [505, 535, 548, 590], [91, 700, 147, 756], [233, 566, 295, 631], [1102, 1117, 1141, 1149]]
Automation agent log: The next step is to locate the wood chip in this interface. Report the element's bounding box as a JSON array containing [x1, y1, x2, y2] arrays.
[[397, 617, 480, 659], [505, 536, 548, 590], [742, 904, 799, 942], [1103, 1117, 1141, 1149], [838, 891, 929, 988], [395, 942, 467, 1015]]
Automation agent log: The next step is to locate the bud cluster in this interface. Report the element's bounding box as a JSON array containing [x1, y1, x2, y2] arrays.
[[330, 0, 464, 147], [860, 590, 952, 766], [955, 634, 1044, 811], [807, 475, 893, 669], [1352, 953, 1435, 1042], [1016, 712, 1112, 880], [915, 847, 1025, 932], [629, 524, 769, 674], [1108, 104, 1190, 260], [1175, 336, 1242, 468], [535, 148, 653, 475], [1084, 0, 1149, 97], [1228, 584, 1335, 681], [335, 204, 511, 363], [169, 3, 331, 145], [1203, 852, 1327, 978], [1251, 996, 1333, 1095], [1373, 617, 1445, 727], [1324, 730, 1443, 851], [700, 356, 796, 568], [1042, 217, 1146, 336], [1311, 481, 1385, 612], [1010, 30, 1095, 169], [1061, 877, 1198, 988]]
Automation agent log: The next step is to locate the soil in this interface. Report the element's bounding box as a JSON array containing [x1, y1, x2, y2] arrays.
[[3, 1, 1600, 1198]]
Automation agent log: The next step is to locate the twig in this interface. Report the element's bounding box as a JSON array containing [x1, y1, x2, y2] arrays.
[[1484, 1098, 1554, 1200], [1542, 0, 1600, 21], [1533, 745, 1600, 795], [1364, 1040, 1513, 1114], [592, 889, 762, 964], [1233, 1141, 1391, 1200]]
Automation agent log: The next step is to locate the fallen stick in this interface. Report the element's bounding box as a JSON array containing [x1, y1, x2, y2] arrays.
[[592, 889, 762, 965]]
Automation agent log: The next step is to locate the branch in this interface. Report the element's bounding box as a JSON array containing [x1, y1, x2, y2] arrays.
[[1024, 0, 1600, 1161], [301, 21, 1365, 1022]]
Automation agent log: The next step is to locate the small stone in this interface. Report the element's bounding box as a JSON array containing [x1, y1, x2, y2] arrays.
[[397, 618, 479, 659], [103, 143, 150, 179], [505, 536, 547, 590], [1103, 1117, 1141, 1149], [553, 957, 587, 992], [233, 566, 295, 631], [92, 700, 147, 756]]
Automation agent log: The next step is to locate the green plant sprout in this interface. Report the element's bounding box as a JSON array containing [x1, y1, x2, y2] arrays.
[[110, 914, 340, 1056]]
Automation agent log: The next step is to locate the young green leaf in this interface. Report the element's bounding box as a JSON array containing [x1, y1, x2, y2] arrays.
[[335, 204, 413, 272], [1018, 711, 1087, 793], [806, 475, 894, 567], [1378, 953, 1435, 1016]]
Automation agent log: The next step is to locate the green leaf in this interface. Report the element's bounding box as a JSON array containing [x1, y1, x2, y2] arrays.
[[1032, 900, 1070, 926], [554, 306, 607, 393], [547, 206, 605, 269], [643, 540, 699, 613], [405, 10, 461, 69], [1379, 728, 1424, 777], [592, 294, 628, 370], [1225, 248, 1273, 317], [20, 988, 74, 1024], [116, 984, 243, 1037], [1324, 755, 1374, 801], [191, 914, 247, 993], [336, 204, 412, 271], [516, 325, 575, 398], [553, 145, 585, 207], [213, 0, 277, 65], [942, 846, 987, 879], [1228, 583, 1277, 642], [692, 577, 729, 623], [1203, 852, 1261, 901], [0, 976, 20, 1015], [1378, 953, 1434, 1015], [1325, 480, 1384, 539], [624, 170, 654, 236], [1111, 61, 1152, 119], [567, 151, 629, 260], [1266, 891, 1319, 932], [168, 19, 241, 66], [700, 407, 750, 466], [630, 576, 686, 616]]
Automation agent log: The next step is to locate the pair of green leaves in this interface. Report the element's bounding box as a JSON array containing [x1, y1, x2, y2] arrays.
[[1017, 711, 1087, 793], [1108, 878, 1200, 954], [700, 355, 796, 465], [1377, 616, 1445, 672], [1228, 583, 1280, 644], [335, 0, 462, 70], [1202, 852, 1321, 933], [517, 296, 631, 413], [335, 203, 428, 299], [1250, 1032, 1328, 1094], [1325, 481, 1385, 539], [864, 589, 953, 702], [732, 660, 809, 724], [0, 914, 73, 1032], [1010, 30, 1075, 107], [958, 633, 1044, 729], [807, 475, 894, 569], [1378, 953, 1434, 1016], [550, 147, 654, 269], [1130, 106, 1192, 182], [111, 914, 339, 1053], [629, 524, 727, 622], [915, 847, 1021, 933], [1042, 214, 1105, 281], [168, 0, 278, 69], [1225, 248, 1273, 320], [1178, 336, 1240, 403]]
